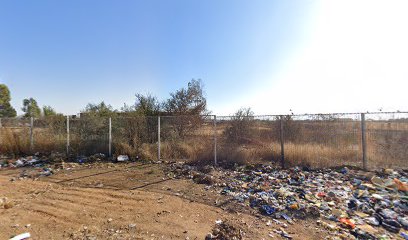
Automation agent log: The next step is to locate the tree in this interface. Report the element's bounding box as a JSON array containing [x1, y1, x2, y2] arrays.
[[43, 105, 57, 116], [0, 84, 17, 117], [22, 98, 41, 118], [82, 101, 115, 117], [164, 79, 207, 115], [118, 94, 161, 147], [226, 107, 255, 143], [163, 79, 208, 138], [134, 93, 161, 116]]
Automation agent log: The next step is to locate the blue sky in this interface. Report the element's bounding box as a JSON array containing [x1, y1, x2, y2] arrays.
[[1, 0, 407, 115]]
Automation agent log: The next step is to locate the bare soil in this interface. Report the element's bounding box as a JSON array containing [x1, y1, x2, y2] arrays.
[[0, 162, 329, 239]]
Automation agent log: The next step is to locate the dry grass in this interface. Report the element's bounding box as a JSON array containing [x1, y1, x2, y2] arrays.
[[212, 142, 359, 168], [1, 119, 407, 170], [0, 128, 30, 156]]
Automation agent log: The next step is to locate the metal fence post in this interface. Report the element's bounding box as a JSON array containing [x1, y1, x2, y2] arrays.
[[30, 117, 34, 153], [109, 117, 112, 157], [361, 113, 367, 170], [280, 115, 285, 169], [158, 116, 161, 161], [214, 115, 217, 166], [66, 115, 70, 156]]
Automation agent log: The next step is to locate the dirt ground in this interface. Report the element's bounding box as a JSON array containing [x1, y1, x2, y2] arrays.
[[0, 162, 330, 240]]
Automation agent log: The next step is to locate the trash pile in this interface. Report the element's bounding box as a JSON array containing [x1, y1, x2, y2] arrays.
[[75, 153, 107, 164], [0, 152, 112, 179], [169, 163, 408, 239], [0, 155, 56, 180], [206, 220, 244, 240], [0, 156, 42, 168]]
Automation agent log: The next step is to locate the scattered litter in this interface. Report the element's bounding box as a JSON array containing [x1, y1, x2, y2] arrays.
[[207, 220, 243, 240], [9, 232, 31, 240], [168, 163, 408, 238], [117, 155, 129, 162], [215, 219, 223, 224]]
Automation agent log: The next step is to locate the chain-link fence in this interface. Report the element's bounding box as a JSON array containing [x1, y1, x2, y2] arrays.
[[111, 116, 158, 160], [0, 112, 407, 169], [0, 117, 31, 154], [160, 115, 215, 164], [365, 112, 408, 169], [68, 116, 109, 156], [33, 116, 67, 154]]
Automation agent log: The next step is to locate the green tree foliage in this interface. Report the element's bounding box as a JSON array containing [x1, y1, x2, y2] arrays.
[[43, 105, 57, 117], [163, 79, 208, 138], [164, 79, 207, 115], [226, 107, 255, 143], [22, 98, 41, 118], [273, 115, 301, 142], [82, 101, 116, 117], [118, 94, 161, 147], [0, 84, 17, 117], [134, 93, 161, 116]]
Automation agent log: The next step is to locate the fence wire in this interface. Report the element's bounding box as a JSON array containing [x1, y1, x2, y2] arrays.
[[0, 118, 31, 154], [33, 116, 67, 154], [160, 115, 215, 164], [284, 113, 362, 168], [365, 112, 408, 169], [111, 116, 158, 160], [0, 112, 407, 170], [68, 116, 110, 156]]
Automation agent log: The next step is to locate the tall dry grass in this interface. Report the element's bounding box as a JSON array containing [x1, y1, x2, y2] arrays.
[[0, 128, 30, 155], [1, 118, 407, 170]]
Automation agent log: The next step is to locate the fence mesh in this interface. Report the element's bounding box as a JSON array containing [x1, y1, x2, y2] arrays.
[[0, 118, 31, 154], [33, 116, 66, 154], [0, 112, 407, 170], [69, 116, 109, 156], [216, 115, 280, 166], [111, 116, 158, 160], [285, 113, 362, 168], [365, 112, 408, 169], [160, 115, 215, 164]]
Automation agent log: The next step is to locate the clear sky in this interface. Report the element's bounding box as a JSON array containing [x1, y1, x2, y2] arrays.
[[1, 0, 407, 116]]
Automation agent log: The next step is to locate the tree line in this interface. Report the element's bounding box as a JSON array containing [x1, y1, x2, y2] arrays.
[[0, 79, 208, 118]]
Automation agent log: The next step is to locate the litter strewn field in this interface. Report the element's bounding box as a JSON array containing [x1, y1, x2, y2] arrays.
[[0, 156, 407, 239]]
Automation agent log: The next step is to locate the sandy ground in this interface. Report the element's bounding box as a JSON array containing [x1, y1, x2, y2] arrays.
[[0, 162, 329, 240]]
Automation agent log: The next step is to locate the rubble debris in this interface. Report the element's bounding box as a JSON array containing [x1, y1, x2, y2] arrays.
[[168, 163, 408, 238], [206, 220, 243, 240], [89, 153, 106, 162]]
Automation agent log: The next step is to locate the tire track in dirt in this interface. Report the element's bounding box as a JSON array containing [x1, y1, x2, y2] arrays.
[[51, 187, 155, 203], [0, 164, 328, 240]]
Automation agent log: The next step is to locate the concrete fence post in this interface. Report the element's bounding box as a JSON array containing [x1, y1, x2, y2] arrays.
[[109, 117, 112, 157], [361, 113, 367, 170], [214, 115, 217, 166], [158, 116, 161, 161], [30, 117, 34, 153], [66, 115, 70, 156], [280, 116, 285, 169]]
